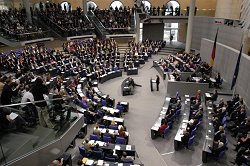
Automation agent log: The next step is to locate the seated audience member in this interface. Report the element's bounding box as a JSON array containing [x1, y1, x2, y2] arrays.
[[50, 158, 63, 166], [0, 108, 28, 131], [105, 95, 113, 107], [187, 119, 196, 132], [181, 128, 190, 148], [118, 126, 127, 138], [93, 143, 103, 152], [103, 129, 114, 139], [234, 132, 250, 151], [128, 77, 142, 87], [231, 147, 250, 165], [83, 139, 92, 153], [93, 124, 101, 137], [21, 85, 34, 105], [158, 120, 168, 136], [105, 149, 118, 160], [208, 141, 226, 158], [231, 117, 250, 138], [210, 90, 218, 102], [214, 126, 225, 142], [120, 152, 134, 162]]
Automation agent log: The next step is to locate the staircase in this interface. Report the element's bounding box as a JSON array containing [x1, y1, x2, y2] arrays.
[[33, 16, 64, 40], [117, 43, 130, 68], [158, 44, 185, 55], [86, 11, 108, 39]]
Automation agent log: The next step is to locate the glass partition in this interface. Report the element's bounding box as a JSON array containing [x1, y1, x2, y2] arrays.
[[0, 29, 50, 41], [0, 96, 79, 165]]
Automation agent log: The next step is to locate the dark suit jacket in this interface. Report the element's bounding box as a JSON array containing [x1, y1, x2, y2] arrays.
[[156, 77, 160, 84]]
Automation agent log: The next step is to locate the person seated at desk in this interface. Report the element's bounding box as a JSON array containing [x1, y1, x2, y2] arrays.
[[231, 147, 250, 165], [181, 128, 191, 149], [49, 158, 63, 166], [191, 99, 201, 110], [93, 143, 103, 152], [216, 98, 225, 109], [128, 77, 142, 87], [192, 109, 203, 120], [111, 120, 117, 126], [210, 90, 218, 102], [120, 152, 134, 162], [186, 75, 195, 82], [93, 124, 101, 137], [158, 121, 168, 136], [214, 126, 225, 142], [105, 95, 113, 107], [208, 141, 226, 158], [231, 117, 250, 138], [234, 132, 250, 151], [118, 126, 127, 138], [83, 139, 92, 153], [105, 149, 118, 160], [103, 129, 114, 140]]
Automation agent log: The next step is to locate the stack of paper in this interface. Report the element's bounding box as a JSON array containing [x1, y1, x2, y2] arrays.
[[97, 160, 104, 166], [9, 113, 18, 120], [126, 145, 132, 150], [85, 159, 94, 165], [115, 145, 121, 150]]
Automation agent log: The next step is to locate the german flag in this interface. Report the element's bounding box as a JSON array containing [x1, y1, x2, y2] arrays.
[[210, 28, 219, 67]]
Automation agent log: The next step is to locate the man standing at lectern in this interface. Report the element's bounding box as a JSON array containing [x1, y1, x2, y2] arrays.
[[156, 75, 160, 91]]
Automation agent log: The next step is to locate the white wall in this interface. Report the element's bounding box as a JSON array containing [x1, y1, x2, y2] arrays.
[[200, 38, 250, 108], [191, 17, 243, 51], [215, 0, 242, 20]]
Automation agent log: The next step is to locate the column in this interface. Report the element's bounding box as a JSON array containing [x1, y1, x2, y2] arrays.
[[135, 13, 140, 43], [83, 0, 88, 14], [22, 0, 32, 23], [185, 0, 196, 53]]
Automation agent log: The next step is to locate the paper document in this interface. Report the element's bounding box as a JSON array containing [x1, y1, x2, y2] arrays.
[[97, 160, 104, 166], [115, 145, 121, 150], [9, 113, 18, 120], [85, 159, 94, 165], [126, 145, 132, 150]]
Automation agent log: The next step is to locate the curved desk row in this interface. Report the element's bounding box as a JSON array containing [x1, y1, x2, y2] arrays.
[[83, 159, 143, 166], [99, 70, 123, 84], [87, 140, 135, 157], [174, 96, 191, 151], [202, 102, 215, 163], [151, 97, 172, 139]]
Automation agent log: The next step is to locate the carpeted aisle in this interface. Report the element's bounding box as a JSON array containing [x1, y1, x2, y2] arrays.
[[99, 53, 168, 166]]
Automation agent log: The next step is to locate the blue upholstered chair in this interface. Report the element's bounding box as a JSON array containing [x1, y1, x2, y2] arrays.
[[90, 134, 99, 141], [116, 137, 126, 145]]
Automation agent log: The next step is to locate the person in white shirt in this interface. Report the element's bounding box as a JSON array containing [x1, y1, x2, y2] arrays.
[[21, 85, 34, 107]]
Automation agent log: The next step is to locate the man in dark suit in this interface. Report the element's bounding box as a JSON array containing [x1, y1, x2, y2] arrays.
[[156, 75, 160, 91]]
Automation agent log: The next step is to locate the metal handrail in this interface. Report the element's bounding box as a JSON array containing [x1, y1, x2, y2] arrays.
[[0, 96, 75, 108]]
